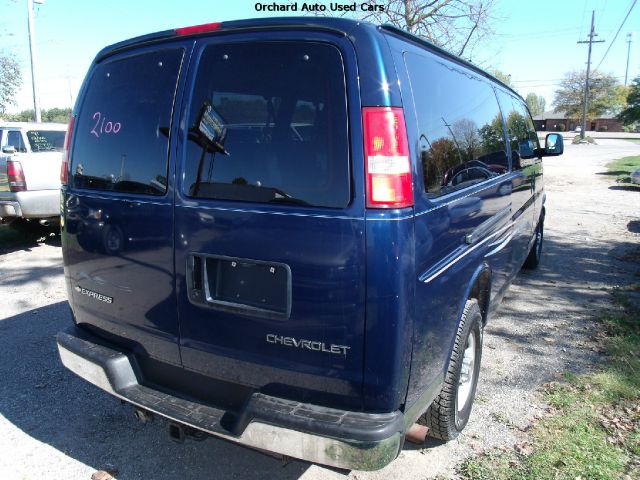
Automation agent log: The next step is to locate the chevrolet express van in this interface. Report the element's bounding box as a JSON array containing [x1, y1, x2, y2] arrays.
[[57, 17, 563, 471]]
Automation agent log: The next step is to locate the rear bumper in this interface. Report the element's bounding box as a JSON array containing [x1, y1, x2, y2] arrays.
[[56, 326, 404, 471], [0, 189, 59, 218]]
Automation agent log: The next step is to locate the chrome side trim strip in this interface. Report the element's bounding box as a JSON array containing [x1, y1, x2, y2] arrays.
[[420, 222, 513, 284], [465, 205, 512, 245], [178, 203, 361, 221]]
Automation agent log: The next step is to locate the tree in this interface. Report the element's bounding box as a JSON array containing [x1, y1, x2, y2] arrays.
[[552, 70, 624, 121], [0, 109, 33, 122], [525, 93, 546, 116], [0, 53, 22, 113], [0, 107, 71, 123], [42, 107, 71, 123], [617, 76, 640, 125], [490, 69, 513, 87]]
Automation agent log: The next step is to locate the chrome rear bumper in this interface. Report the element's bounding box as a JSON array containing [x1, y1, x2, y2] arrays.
[[57, 327, 403, 471]]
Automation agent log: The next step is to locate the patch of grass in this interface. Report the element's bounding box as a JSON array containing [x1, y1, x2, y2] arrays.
[[490, 411, 512, 426], [459, 289, 640, 480], [606, 155, 640, 184]]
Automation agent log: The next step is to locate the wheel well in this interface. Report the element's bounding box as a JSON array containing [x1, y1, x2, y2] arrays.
[[469, 268, 491, 324]]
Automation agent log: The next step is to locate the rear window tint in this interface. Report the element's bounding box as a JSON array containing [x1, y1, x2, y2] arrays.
[[183, 41, 350, 208], [71, 49, 183, 195], [27, 130, 65, 152]]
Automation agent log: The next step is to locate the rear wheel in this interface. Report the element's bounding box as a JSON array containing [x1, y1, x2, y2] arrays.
[[422, 299, 483, 440], [523, 216, 544, 269]]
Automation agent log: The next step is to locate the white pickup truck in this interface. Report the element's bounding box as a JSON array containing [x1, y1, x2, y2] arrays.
[[0, 122, 67, 225]]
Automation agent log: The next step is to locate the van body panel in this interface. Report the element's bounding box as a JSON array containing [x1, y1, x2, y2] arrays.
[[173, 32, 368, 409], [63, 194, 181, 364], [384, 33, 514, 408], [175, 205, 367, 407], [362, 211, 415, 411]]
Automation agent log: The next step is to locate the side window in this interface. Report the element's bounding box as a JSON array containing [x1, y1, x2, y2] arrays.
[[71, 49, 184, 195], [7, 131, 27, 153], [496, 91, 540, 168], [183, 41, 350, 209], [405, 52, 508, 197]]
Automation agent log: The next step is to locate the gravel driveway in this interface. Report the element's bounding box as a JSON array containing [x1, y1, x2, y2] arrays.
[[1, 140, 639, 480]]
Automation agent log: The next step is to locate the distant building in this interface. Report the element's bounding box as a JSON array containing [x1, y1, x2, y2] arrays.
[[532, 110, 623, 132]]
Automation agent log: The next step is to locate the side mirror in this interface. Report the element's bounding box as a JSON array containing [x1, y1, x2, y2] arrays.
[[2, 146, 17, 154], [544, 133, 564, 156]]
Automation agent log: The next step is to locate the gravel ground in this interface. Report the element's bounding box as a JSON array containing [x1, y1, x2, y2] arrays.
[[1, 140, 639, 480]]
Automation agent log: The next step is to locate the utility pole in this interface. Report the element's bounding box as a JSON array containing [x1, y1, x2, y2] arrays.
[[27, 0, 44, 123], [625, 32, 635, 85], [577, 11, 605, 139]]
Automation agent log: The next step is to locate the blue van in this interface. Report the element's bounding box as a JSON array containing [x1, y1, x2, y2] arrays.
[[57, 17, 563, 471]]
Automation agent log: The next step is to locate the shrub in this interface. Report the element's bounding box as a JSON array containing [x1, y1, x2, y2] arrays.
[[556, 123, 566, 132], [572, 135, 596, 144], [598, 125, 609, 132]]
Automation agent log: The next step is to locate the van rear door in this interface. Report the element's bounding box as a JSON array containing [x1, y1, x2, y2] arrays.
[[174, 35, 366, 408], [62, 47, 186, 366]]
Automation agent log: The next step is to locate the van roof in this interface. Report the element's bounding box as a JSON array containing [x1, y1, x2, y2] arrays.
[[96, 17, 363, 61], [94, 16, 522, 105], [379, 24, 521, 98]]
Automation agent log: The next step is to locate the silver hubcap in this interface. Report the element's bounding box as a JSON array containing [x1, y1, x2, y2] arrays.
[[536, 229, 543, 256], [457, 331, 476, 414]]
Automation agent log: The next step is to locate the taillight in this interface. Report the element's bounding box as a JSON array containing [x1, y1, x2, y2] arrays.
[[61, 115, 75, 185], [363, 107, 413, 209], [175, 22, 222, 36], [7, 160, 26, 192]]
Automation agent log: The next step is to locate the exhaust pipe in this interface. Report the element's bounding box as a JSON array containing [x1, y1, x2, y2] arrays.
[[39, 219, 50, 227], [133, 407, 153, 424], [405, 423, 429, 444]]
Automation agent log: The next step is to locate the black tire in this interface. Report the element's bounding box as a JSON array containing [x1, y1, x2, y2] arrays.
[[523, 216, 544, 269], [421, 299, 483, 441]]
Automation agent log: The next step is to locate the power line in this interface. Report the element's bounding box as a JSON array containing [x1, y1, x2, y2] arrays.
[[578, 0, 589, 39], [595, 0, 638, 70], [495, 27, 582, 38]]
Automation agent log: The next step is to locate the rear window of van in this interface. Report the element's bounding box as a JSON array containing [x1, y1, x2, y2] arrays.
[[71, 49, 184, 195], [183, 41, 350, 209]]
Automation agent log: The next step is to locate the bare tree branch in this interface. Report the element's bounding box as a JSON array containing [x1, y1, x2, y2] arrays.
[[457, 2, 485, 56], [294, 1, 496, 61]]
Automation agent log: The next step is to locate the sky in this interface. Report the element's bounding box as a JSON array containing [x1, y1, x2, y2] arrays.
[[0, 0, 638, 114]]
